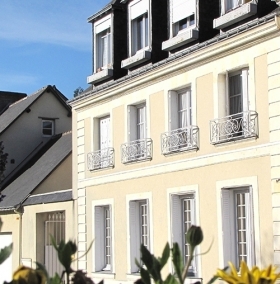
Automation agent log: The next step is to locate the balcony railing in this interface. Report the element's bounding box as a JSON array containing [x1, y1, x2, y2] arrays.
[[121, 138, 153, 164], [161, 126, 199, 155], [210, 111, 258, 144], [87, 147, 114, 171]]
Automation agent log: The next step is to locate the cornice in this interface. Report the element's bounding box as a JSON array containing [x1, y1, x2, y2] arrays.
[[70, 19, 278, 112]]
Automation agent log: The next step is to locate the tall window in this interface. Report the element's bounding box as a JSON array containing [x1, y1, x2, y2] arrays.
[[169, 88, 192, 131], [228, 69, 248, 116], [128, 103, 146, 142], [94, 206, 112, 271], [99, 116, 111, 150], [221, 188, 254, 268], [94, 17, 112, 72], [132, 14, 148, 55], [171, 194, 197, 275], [129, 0, 149, 56], [97, 29, 111, 70], [129, 199, 150, 273]]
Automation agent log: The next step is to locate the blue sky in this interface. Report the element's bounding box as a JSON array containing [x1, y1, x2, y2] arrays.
[[0, 0, 108, 99]]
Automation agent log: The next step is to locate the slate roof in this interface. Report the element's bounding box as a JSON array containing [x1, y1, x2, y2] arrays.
[[0, 132, 72, 211], [23, 190, 72, 206], [0, 85, 71, 134]]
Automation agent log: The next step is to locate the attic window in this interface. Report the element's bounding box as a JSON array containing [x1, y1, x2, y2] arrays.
[[42, 120, 54, 137]]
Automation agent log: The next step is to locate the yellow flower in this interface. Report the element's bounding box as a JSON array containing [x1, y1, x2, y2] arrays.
[[215, 261, 280, 284], [13, 266, 46, 284]]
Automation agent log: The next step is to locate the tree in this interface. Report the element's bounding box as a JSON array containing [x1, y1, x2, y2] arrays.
[[0, 141, 8, 186], [73, 87, 84, 98]]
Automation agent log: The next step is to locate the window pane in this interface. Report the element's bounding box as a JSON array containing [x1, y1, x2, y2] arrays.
[[229, 73, 242, 115]]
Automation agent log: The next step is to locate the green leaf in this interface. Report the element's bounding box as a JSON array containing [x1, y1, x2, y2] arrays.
[[206, 266, 228, 284], [140, 267, 151, 284], [159, 243, 170, 269], [135, 258, 142, 269], [50, 273, 62, 284], [50, 235, 59, 251], [164, 274, 179, 284], [171, 243, 183, 284], [141, 244, 154, 271], [0, 243, 13, 265], [35, 262, 50, 284]]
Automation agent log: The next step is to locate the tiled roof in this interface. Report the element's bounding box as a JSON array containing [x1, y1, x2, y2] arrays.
[[23, 190, 72, 206], [0, 85, 70, 134], [0, 132, 72, 211]]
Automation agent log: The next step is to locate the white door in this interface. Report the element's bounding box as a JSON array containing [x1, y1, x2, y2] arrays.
[[0, 233, 13, 283]]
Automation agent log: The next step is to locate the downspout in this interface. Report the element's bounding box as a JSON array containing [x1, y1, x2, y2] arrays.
[[14, 205, 24, 266]]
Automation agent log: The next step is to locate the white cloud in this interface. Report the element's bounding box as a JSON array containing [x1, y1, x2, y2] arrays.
[[0, 0, 106, 50]]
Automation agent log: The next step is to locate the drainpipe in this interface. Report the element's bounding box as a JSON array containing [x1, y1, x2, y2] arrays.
[[14, 205, 24, 266]]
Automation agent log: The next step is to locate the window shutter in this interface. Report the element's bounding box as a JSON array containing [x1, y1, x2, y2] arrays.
[[131, 0, 148, 20], [128, 105, 137, 141], [95, 207, 105, 271], [172, 0, 196, 23], [100, 117, 110, 150], [242, 69, 249, 112], [221, 190, 234, 267], [169, 91, 179, 131], [107, 32, 111, 65], [129, 201, 140, 273], [171, 195, 182, 249], [186, 89, 192, 126], [246, 189, 255, 267], [95, 18, 111, 34], [225, 72, 229, 115]]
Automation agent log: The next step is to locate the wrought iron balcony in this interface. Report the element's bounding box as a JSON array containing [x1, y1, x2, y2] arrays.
[[121, 138, 153, 164], [87, 147, 114, 171], [210, 111, 258, 144], [161, 126, 199, 155]]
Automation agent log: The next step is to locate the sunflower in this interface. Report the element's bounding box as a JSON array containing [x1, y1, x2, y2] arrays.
[[215, 261, 280, 284]]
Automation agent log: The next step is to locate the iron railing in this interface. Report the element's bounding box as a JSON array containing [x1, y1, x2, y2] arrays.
[[87, 147, 114, 170], [121, 138, 152, 163], [161, 126, 199, 155], [210, 111, 258, 144]]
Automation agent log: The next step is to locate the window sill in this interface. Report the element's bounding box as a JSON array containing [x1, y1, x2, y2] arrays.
[[213, 2, 257, 29], [121, 50, 151, 69], [92, 272, 115, 279], [162, 29, 199, 51], [87, 68, 113, 84]]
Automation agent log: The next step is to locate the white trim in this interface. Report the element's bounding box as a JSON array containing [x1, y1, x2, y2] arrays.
[[126, 192, 153, 275], [92, 198, 115, 274], [216, 176, 260, 268], [166, 185, 201, 276]]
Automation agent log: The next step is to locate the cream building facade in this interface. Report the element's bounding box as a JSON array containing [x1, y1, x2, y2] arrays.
[[69, 0, 280, 283]]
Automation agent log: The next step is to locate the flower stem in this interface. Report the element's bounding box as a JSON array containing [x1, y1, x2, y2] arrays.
[[182, 246, 194, 283]]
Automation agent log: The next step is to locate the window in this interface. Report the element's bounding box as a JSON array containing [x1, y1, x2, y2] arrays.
[[129, 199, 149, 273], [97, 29, 111, 71], [42, 120, 54, 136], [94, 206, 112, 271], [171, 0, 196, 37], [94, 17, 112, 72], [129, 0, 150, 56], [221, 187, 254, 268], [171, 194, 197, 275], [128, 103, 146, 142], [100, 116, 111, 150], [221, 0, 250, 14], [169, 88, 192, 131]]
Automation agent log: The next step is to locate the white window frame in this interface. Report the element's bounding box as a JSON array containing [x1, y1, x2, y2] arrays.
[[128, 103, 147, 142], [221, 187, 254, 268], [92, 199, 115, 274], [94, 16, 112, 72], [42, 120, 54, 137], [168, 88, 192, 131], [221, 0, 250, 14], [226, 69, 249, 116], [126, 193, 153, 275], [216, 177, 260, 268], [167, 185, 201, 277], [171, 193, 197, 276], [128, 0, 150, 56], [170, 0, 196, 38]]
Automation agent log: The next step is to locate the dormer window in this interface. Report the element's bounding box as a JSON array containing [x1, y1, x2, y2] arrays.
[[94, 16, 112, 72], [173, 14, 195, 37], [221, 0, 250, 14], [132, 13, 149, 55], [129, 0, 150, 56]]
